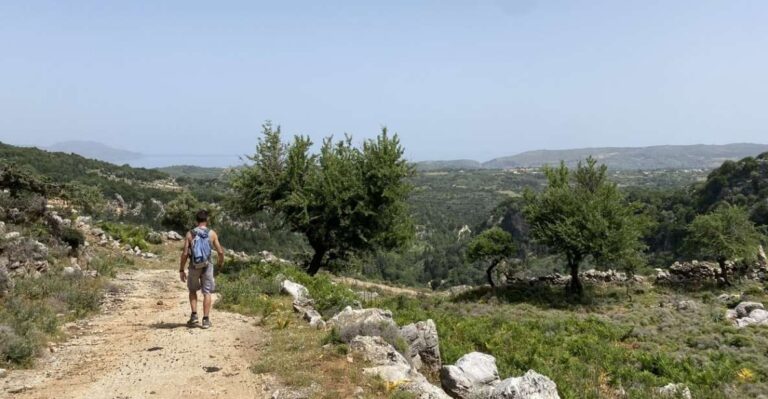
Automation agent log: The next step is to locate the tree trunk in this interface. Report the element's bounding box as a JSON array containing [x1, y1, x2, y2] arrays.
[[567, 260, 583, 297], [486, 261, 498, 288], [306, 248, 326, 276]]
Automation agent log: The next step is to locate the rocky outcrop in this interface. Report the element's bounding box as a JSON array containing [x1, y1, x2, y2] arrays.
[[164, 231, 184, 241], [400, 319, 442, 375], [726, 301, 768, 328], [441, 353, 560, 399], [351, 335, 412, 381], [350, 336, 451, 399], [656, 383, 691, 399], [146, 231, 164, 244], [226, 249, 251, 262], [490, 370, 560, 399], [328, 307, 400, 343], [259, 251, 291, 264], [440, 352, 500, 399], [1, 235, 50, 278], [281, 279, 313, 306]]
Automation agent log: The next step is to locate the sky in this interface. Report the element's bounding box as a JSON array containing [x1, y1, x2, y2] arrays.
[[1, 0, 767, 167]]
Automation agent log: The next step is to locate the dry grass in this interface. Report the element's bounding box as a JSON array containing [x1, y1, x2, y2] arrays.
[[248, 298, 413, 399]]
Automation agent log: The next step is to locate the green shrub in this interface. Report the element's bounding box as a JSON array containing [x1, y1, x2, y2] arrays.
[[59, 227, 85, 250], [0, 271, 105, 366], [99, 222, 150, 251], [90, 254, 134, 277], [217, 260, 358, 317]]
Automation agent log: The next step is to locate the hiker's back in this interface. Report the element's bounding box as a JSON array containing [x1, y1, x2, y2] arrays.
[[190, 227, 213, 268]]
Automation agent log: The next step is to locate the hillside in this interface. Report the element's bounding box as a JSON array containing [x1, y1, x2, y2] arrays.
[[156, 165, 229, 179], [46, 141, 143, 164], [417, 143, 768, 171], [696, 151, 768, 225], [414, 159, 483, 171]]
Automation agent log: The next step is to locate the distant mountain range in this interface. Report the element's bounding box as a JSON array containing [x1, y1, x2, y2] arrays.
[[416, 143, 768, 171], [32, 140, 768, 172], [46, 141, 143, 164]]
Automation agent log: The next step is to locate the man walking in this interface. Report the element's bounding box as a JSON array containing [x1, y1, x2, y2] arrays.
[[179, 210, 224, 329]]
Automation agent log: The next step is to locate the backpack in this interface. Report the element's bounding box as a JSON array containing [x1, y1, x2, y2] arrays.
[[189, 227, 212, 269]]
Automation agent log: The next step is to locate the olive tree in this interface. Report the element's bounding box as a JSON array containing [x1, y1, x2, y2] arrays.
[[466, 227, 516, 288], [231, 122, 414, 275], [685, 204, 763, 285], [524, 157, 646, 297]]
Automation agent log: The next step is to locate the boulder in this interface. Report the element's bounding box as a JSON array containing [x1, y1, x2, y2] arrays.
[[728, 301, 768, 327], [675, 300, 698, 312], [3, 232, 20, 241], [165, 231, 184, 241], [401, 319, 442, 375], [350, 336, 450, 399], [281, 280, 312, 306], [297, 306, 325, 329], [259, 251, 291, 264], [717, 293, 741, 304], [657, 383, 691, 399], [350, 335, 412, 381], [748, 309, 768, 323], [146, 231, 164, 244], [735, 301, 764, 318], [75, 216, 92, 227], [356, 290, 380, 301], [440, 352, 500, 399], [490, 370, 560, 399], [328, 307, 400, 343]]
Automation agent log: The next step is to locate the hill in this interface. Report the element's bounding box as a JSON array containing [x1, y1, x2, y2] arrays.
[[46, 141, 143, 164], [418, 143, 768, 171], [413, 159, 482, 171], [696, 151, 768, 225], [155, 165, 229, 179], [484, 143, 768, 170]]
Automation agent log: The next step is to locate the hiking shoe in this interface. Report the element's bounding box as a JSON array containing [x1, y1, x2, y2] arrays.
[[187, 313, 199, 326], [201, 318, 212, 329]]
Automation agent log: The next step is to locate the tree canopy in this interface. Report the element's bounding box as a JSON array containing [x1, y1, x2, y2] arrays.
[[685, 204, 764, 284], [523, 157, 646, 296], [231, 122, 414, 275], [466, 227, 516, 287]]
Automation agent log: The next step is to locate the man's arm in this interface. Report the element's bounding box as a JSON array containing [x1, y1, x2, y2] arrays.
[[179, 233, 191, 281], [211, 231, 225, 267]]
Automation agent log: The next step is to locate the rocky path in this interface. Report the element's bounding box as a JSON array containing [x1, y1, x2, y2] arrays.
[[2, 268, 275, 399]]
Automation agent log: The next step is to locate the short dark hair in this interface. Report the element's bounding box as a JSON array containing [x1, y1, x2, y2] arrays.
[[195, 210, 209, 223]]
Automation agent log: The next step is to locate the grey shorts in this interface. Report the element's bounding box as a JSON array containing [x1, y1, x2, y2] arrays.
[[187, 265, 215, 294]]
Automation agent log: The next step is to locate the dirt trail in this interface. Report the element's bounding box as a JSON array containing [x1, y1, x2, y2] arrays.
[[2, 268, 275, 399]]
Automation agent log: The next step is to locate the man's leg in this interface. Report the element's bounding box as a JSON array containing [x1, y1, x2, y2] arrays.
[[189, 291, 198, 313], [202, 293, 212, 318], [200, 265, 215, 328], [186, 268, 202, 325]]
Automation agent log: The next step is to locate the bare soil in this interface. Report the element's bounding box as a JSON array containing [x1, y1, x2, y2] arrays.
[[2, 268, 277, 399]]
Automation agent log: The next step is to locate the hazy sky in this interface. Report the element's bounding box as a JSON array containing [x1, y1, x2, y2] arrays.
[[1, 1, 767, 166]]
